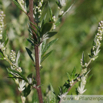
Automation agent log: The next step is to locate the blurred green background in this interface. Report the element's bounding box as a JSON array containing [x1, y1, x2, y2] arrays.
[[0, 0, 103, 102]]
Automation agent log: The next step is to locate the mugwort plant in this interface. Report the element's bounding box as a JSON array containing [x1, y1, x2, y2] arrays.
[[0, 0, 103, 103]]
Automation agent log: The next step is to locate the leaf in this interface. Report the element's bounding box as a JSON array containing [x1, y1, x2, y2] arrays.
[[41, 50, 53, 63], [23, 84, 31, 97], [91, 48, 94, 56], [27, 39, 34, 46], [30, 21, 39, 31], [71, 67, 76, 78], [7, 68, 28, 82], [55, 19, 61, 26], [41, 22, 53, 37], [56, 0, 62, 8], [81, 52, 85, 65], [48, 3, 53, 21], [27, 73, 32, 78], [12, 0, 24, 12], [30, 26, 38, 35], [46, 84, 57, 103], [48, 32, 57, 38], [4, 39, 8, 46], [87, 74, 93, 83], [32, 90, 39, 103], [67, 73, 71, 80], [0, 51, 4, 57], [42, 39, 57, 56], [26, 48, 34, 62], [2, 26, 9, 41], [8, 76, 22, 79], [29, 25, 40, 42], [25, 0, 29, 12], [0, 58, 4, 60]]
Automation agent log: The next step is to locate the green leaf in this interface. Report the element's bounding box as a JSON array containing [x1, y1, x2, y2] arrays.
[[0, 58, 4, 60], [2, 25, 9, 41], [27, 38, 34, 46], [56, 0, 62, 8], [48, 32, 57, 38], [87, 74, 93, 83], [25, 0, 29, 13], [26, 48, 35, 62], [30, 26, 38, 35], [41, 22, 53, 37], [46, 84, 57, 103], [91, 48, 94, 56], [42, 39, 57, 56], [72, 67, 76, 77], [55, 19, 61, 26], [48, 3, 53, 21], [7, 68, 28, 82], [30, 21, 39, 31], [4, 39, 8, 46], [23, 84, 31, 97], [27, 73, 32, 78], [67, 73, 71, 81], [0, 51, 4, 57], [8, 76, 22, 79], [41, 50, 53, 63], [81, 52, 85, 65], [12, 0, 24, 12]]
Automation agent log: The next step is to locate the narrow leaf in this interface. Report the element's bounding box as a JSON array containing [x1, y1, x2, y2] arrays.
[[41, 22, 53, 37], [12, 0, 24, 12], [26, 48, 34, 62], [4, 39, 8, 46], [48, 32, 57, 38], [23, 84, 31, 97], [0, 58, 4, 60], [30, 21, 39, 31], [7, 68, 28, 82], [82, 52, 85, 65], [0, 51, 4, 57], [42, 39, 57, 56], [48, 3, 53, 21], [46, 84, 57, 103], [27, 39, 34, 46], [41, 50, 53, 63], [72, 67, 76, 78], [25, 0, 29, 12]]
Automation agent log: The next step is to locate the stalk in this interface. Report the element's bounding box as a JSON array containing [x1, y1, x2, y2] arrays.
[[27, 0, 43, 103]]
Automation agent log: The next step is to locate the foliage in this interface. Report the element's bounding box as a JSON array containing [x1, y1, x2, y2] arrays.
[[0, 0, 103, 103]]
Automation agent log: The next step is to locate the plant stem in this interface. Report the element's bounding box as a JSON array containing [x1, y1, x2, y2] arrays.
[[27, 0, 37, 40], [35, 45, 43, 103], [27, 0, 43, 103]]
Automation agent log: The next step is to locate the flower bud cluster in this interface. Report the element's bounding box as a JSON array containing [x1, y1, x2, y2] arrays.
[[17, 0, 27, 13], [21, 96, 26, 103], [91, 21, 103, 60], [52, 16, 56, 30], [77, 75, 87, 95], [59, 9, 64, 16], [0, 42, 5, 51], [18, 80, 26, 92], [57, 0, 66, 16], [70, 79, 74, 86], [34, 0, 43, 19], [0, 11, 5, 40], [58, 92, 68, 102], [10, 50, 16, 62], [59, 0, 66, 7]]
